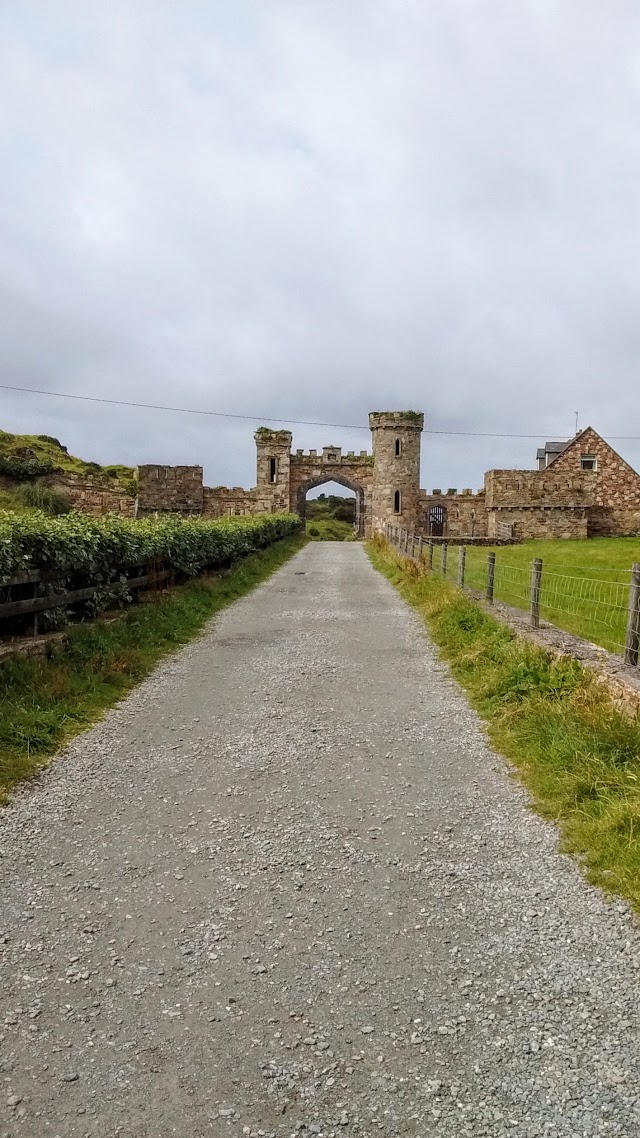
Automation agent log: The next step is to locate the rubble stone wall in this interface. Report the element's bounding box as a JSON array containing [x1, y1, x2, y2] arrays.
[[136, 465, 203, 516]]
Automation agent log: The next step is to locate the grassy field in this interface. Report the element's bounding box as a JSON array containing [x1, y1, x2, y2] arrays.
[[0, 533, 305, 803], [369, 536, 640, 912], [438, 537, 640, 654], [306, 518, 356, 541]]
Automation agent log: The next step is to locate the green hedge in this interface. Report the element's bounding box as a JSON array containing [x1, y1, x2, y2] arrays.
[[0, 512, 302, 585]]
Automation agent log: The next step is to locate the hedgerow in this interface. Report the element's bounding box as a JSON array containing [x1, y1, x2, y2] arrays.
[[0, 511, 302, 585]]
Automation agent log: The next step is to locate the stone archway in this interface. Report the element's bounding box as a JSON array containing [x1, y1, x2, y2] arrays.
[[296, 474, 367, 538]]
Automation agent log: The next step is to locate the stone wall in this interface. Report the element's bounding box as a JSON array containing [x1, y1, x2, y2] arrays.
[[0, 471, 135, 517], [420, 490, 488, 538], [484, 469, 595, 510], [487, 506, 589, 541], [45, 472, 135, 517], [136, 465, 203, 516], [202, 486, 259, 517]]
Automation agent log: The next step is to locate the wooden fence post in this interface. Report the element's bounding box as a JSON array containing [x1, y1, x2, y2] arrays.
[[442, 543, 448, 577], [458, 546, 466, 588], [530, 558, 543, 629], [624, 562, 640, 667], [428, 541, 434, 571], [486, 551, 496, 604]]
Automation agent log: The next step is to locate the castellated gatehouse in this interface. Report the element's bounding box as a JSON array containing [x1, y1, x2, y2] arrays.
[[136, 410, 640, 541]]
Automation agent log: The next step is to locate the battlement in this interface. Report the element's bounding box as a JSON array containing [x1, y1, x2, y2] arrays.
[[291, 450, 373, 464], [425, 488, 485, 498]]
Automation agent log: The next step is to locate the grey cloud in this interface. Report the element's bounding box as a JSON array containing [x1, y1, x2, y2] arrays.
[[0, 0, 639, 492]]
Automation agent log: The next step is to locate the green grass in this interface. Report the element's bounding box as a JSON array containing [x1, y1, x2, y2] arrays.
[[448, 537, 640, 654], [0, 533, 305, 803], [369, 536, 640, 911], [0, 428, 136, 494], [306, 519, 356, 541]]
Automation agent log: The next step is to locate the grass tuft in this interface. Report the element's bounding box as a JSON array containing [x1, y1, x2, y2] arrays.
[[368, 536, 640, 911], [0, 534, 305, 803]]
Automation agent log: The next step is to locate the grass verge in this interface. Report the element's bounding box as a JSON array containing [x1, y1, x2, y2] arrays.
[[306, 519, 356, 541], [368, 536, 640, 911], [0, 533, 305, 803]]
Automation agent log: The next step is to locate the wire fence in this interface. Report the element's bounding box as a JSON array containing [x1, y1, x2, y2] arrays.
[[383, 524, 640, 666]]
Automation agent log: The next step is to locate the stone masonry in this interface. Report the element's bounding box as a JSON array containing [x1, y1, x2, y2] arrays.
[[137, 412, 426, 538], [37, 410, 638, 541]]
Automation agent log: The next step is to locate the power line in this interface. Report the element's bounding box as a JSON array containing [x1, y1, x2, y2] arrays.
[[1, 383, 639, 441]]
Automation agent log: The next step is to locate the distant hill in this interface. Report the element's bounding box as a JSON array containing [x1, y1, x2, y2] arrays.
[[0, 430, 136, 495]]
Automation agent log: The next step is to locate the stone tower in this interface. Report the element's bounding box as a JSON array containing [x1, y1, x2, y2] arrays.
[[254, 428, 292, 513], [369, 411, 424, 533]]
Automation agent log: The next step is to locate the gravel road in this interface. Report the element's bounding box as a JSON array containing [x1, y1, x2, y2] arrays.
[[2, 541, 640, 1138]]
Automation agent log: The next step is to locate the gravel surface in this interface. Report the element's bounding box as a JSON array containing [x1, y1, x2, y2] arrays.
[[1, 541, 640, 1138]]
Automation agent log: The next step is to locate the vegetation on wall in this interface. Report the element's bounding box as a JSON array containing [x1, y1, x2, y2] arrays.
[[369, 536, 640, 912]]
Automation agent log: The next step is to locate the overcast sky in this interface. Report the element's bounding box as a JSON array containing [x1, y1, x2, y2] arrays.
[[1, 0, 639, 492]]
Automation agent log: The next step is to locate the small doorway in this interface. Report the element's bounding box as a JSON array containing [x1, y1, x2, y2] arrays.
[[429, 505, 446, 537]]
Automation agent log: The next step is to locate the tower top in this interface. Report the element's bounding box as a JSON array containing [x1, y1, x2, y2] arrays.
[[368, 411, 424, 431], [254, 427, 292, 444]]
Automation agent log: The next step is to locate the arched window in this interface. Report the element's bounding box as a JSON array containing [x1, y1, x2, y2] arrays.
[[393, 490, 401, 513], [395, 438, 402, 456]]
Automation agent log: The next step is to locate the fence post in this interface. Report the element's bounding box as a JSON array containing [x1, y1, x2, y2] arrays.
[[428, 541, 434, 571], [417, 536, 423, 561], [624, 563, 640, 667], [486, 551, 496, 604], [530, 558, 543, 629], [442, 543, 448, 577], [458, 546, 466, 588]]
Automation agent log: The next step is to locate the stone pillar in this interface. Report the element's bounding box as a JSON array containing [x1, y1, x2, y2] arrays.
[[369, 411, 424, 534], [254, 428, 292, 513]]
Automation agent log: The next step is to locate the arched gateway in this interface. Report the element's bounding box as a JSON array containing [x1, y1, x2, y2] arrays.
[[252, 413, 424, 538], [295, 472, 368, 538], [137, 412, 425, 538]]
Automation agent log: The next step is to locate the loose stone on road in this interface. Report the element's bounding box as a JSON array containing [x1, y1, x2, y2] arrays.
[[1, 542, 640, 1136]]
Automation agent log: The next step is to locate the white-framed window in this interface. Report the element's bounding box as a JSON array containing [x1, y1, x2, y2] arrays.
[[395, 438, 402, 457], [393, 489, 401, 513], [269, 457, 278, 483], [581, 455, 598, 471]]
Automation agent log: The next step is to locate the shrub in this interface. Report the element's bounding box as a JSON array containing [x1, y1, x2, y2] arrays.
[[0, 455, 56, 480], [308, 526, 320, 536], [13, 483, 71, 515], [0, 511, 302, 585]]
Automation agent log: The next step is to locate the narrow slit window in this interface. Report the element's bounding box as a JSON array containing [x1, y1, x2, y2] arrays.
[[393, 490, 401, 513], [395, 438, 402, 457], [269, 457, 278, 483]]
